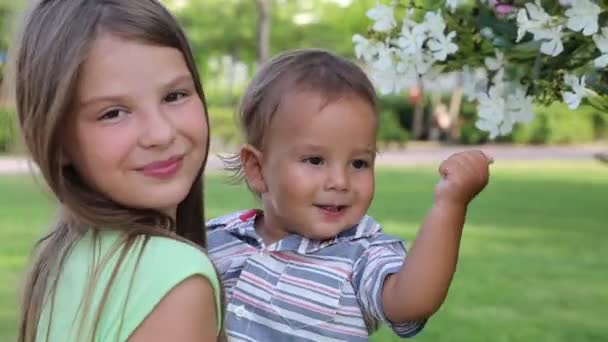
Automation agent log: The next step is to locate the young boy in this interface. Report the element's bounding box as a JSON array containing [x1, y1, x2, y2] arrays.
[[207, 49, 491, 341]]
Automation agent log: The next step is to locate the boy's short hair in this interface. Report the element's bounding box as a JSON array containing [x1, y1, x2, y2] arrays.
[[225, 48, 378, 182]]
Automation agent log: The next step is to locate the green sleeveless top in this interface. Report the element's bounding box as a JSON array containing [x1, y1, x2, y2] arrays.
[[36, 231, 221, 341]]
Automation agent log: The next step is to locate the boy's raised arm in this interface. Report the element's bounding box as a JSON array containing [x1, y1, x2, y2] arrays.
[[381, 150, 491, 323]]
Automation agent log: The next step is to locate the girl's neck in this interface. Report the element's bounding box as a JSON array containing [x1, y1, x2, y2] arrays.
[[163, 206, 177, 220]]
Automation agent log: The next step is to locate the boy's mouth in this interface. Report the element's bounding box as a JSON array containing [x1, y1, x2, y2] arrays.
[[314, 204, 347, 212]]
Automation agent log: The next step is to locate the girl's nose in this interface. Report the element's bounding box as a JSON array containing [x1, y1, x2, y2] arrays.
[[138, 106, 176, 149]]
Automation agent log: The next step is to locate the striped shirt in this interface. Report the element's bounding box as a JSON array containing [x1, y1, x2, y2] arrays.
[[207, 210, 426, 341]]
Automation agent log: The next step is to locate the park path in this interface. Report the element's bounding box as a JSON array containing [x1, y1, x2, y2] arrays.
[[1, 143, 606, 175]]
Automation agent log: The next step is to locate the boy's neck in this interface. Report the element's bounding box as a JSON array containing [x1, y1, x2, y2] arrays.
[[253, 214, 290, 246]]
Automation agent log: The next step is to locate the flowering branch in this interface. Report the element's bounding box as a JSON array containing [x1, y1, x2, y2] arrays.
[[353, 0, 608, 138]]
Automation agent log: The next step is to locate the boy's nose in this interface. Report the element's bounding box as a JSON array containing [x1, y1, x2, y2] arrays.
[[324, 167, 349, 192]]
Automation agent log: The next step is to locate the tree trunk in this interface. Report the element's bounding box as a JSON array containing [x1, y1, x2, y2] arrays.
[[412, 77, 425, 140], [447, 73, 463, 143], [429, 91, 442, 142], [226, 54, 235, 105], [255, 0, 271, 64]]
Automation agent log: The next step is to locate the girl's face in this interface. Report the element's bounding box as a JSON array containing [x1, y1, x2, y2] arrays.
[[65, 33, 208, 217]]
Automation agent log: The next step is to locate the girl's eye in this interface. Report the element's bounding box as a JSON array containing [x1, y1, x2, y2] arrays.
[[352, 159, 370, 169], [98, 109, 124, 121], [304, 156, 324, 166], [165, 91, 188, 103]]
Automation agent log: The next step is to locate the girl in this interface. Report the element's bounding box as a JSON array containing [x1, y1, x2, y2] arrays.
[[14, 1, 222, 341]]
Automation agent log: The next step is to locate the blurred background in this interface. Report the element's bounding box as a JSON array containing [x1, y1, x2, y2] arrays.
[[0, 1, 606, 341]]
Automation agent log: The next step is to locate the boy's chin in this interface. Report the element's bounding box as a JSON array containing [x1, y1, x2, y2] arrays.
[[299, 223, 354, 241]]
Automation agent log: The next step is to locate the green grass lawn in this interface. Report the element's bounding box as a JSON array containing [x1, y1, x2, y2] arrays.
[[1, 162, 607, 341]]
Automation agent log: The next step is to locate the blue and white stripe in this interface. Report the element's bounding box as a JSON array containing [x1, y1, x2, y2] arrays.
[[207, 210, 426, 341]]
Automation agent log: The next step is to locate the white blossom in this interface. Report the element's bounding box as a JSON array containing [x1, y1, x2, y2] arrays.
[[401, 8, 418, 29], [475, 85, 506, 138], [516, 0, 552, 42], [370, 68, 407, 95], [462, 66, 488, 101], [446, 0, 461, 12], [475, 120, 501, 139], [515, 1, 564, 56], [565, 0, 601, 36], [506, 86, 535, 124], [427, 31, 458, 61], [352, 34, 383, 62], [366, 3, 396, 33], [480, 27, 495, 40], [535, 26, 564, 56], [413, 52, 434, 75], [394, 57, 419, 81], [594, 55, 608, 68], [392, 10, 453, 75], [423, 11, 447, 39], [562, 74, 587, 109], [490, 67, 505, 88], [396, 24, 427, 55], [396, 45, 434, 75], [592, 27, 608, 68], [369, 47, 409, 94], [353, 0, 607, 139], [484, 50, 504, 71], [475, 82, 535, 138]]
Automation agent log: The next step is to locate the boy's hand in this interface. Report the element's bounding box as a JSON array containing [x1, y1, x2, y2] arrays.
[[434, 150, 492, 206]]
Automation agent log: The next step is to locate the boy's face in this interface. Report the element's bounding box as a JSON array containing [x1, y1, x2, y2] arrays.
[[254, 91, 377, 242]]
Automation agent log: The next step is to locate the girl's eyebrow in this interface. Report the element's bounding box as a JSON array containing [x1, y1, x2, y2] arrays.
[[163, 74, 195, 88], [78, 74, 194, 109], [78, 94, 124, 110]]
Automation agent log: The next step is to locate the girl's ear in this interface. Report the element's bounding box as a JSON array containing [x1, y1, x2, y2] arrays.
[[240, 144, 267, 194]]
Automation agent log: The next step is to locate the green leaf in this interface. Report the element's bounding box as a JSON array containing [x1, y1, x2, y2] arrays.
[[586, 95, 608, 113]]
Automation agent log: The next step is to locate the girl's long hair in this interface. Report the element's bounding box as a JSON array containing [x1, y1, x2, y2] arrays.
[[14, 1, 222, 341]]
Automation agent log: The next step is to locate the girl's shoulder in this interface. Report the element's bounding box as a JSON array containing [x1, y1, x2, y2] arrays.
[[38, 230, 221, 341], [112, 233, 222, 338], [71, 230, 217, 281]]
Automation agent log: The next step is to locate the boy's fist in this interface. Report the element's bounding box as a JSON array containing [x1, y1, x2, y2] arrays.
[[434, 150, 492, 206]]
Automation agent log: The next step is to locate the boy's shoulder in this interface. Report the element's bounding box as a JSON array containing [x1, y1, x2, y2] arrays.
[[342, 215, 404, 245], [206, 209, 254, 231]]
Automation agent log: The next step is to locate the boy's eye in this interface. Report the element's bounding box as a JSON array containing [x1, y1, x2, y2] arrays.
[[165, 91, 188, 103], [98, 109, 123, 121], [304, 156, 324, 165], [352, 159, 369, 169]]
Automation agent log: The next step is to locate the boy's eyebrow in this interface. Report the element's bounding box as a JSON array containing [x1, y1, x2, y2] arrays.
[[296, 144, 377, 155], [358, 147, 378, 155], [297, 143, 324, 151]]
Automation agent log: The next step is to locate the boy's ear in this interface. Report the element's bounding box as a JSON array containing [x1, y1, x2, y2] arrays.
[[240, 144, 267, 194]]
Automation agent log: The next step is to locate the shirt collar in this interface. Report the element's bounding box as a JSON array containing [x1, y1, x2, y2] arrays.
[[223, 209, 382, 254]]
